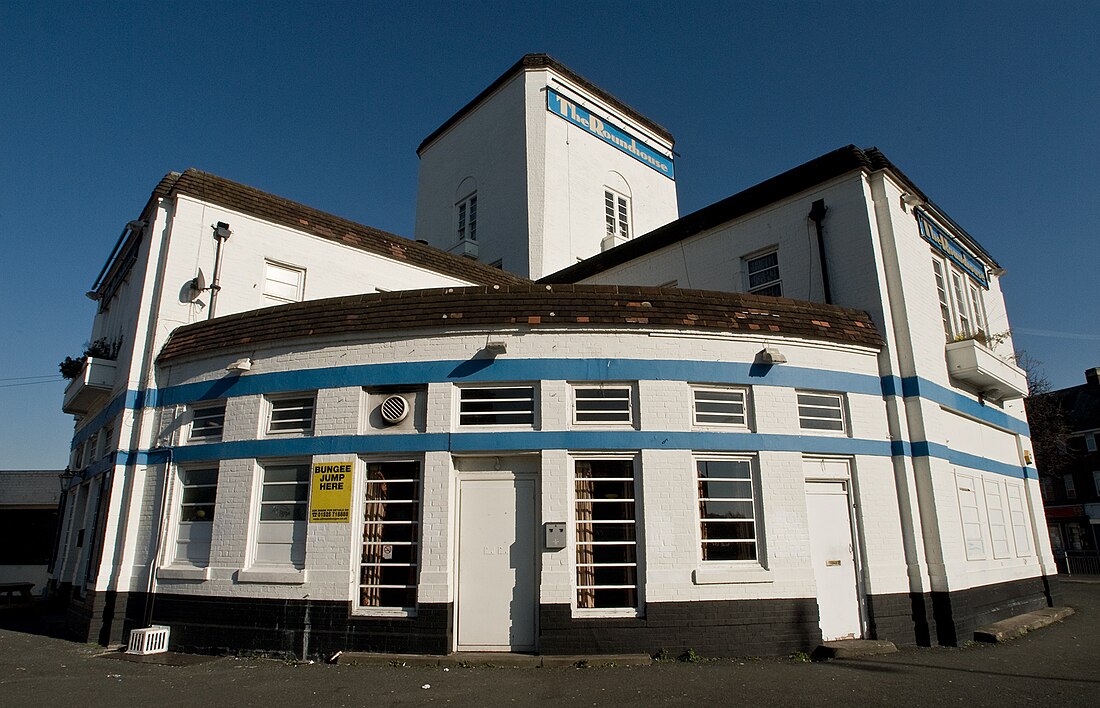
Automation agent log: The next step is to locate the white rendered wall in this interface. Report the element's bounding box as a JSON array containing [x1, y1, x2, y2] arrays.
[[413, 74, 531, 273], [146, 326, 911, 609], [414, 67, 678, 278]]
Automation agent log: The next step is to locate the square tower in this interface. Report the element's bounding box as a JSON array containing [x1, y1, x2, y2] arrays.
[[414, 54, 679, 279]]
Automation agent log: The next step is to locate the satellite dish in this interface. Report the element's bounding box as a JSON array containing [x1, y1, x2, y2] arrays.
[[190, 269, 207, 298]]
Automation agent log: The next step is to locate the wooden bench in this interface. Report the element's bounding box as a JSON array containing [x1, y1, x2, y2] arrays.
[[0, 582, 34, 605]]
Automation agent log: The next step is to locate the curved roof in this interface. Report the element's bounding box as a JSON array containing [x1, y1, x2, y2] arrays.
[[158, 284, 882, 362]]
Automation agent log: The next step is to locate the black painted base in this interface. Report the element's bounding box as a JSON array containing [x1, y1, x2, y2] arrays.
[[866, 574, 1061, 646], [62, 574, 1062, 658]]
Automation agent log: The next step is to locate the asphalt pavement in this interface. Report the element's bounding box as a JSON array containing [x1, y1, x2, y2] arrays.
[[1, 580, 1097, 707]]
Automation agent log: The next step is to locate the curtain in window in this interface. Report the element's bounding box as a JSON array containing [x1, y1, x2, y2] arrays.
[[575, 462, 597, 608], [360, 468, 387, 607]]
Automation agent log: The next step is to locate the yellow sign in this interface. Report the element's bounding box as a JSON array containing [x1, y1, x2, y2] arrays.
[[310, 461, 354, 523]]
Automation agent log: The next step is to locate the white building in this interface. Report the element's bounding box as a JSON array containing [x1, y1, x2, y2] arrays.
[[53, 54, 1057, 657]]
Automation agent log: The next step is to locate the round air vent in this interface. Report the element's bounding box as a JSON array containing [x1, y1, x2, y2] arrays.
[[379, 395, 410, 425]]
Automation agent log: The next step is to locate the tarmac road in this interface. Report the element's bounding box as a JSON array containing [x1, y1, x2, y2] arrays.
[[1, 580, 1096, 707]]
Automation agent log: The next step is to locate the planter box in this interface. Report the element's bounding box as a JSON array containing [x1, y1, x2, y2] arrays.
[[944, 339, 1028, 401], [62, 357, 117, 415]]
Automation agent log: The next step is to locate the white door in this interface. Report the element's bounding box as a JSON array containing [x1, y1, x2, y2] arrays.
[[805, 478, 862, 641], [456, 477, 536, 651]]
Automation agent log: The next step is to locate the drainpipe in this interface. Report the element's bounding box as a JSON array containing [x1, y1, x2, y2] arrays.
[[809, 199, 833, 304], [207, 222, 232, 320], [143, 446, 173, 627]]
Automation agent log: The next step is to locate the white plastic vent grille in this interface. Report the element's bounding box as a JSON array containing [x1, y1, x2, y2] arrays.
[[127, 625, 170, 655], [379, 395, 410, 425]]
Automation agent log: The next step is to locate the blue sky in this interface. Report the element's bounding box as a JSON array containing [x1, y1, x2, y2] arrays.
[[2, 1, 1097, 469]]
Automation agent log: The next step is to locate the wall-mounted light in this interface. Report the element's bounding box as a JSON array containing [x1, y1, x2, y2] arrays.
[[757, 346, 787, 365], [484, 340, 507, 356], [900, 193, 925, 209], [226, 357, 252, 373]]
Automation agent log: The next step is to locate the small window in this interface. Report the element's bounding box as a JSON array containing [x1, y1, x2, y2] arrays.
[[574, 458, 639, 612], [797, 392, 846, 433], [459, 386, 535, 426], [1005, 483, 1031, 557], [983, 479, 1011, 559], [71, 442, 85, 470], [255, 462, 309, 567], [84, 433, 98, 465], [693, 387, 747, 427], [1087, 435, 1098, 453], [956, 474, 985, 560], [175, 467, 218, 566], [697, 457, 759, 562], [360, 461, 421, 611], [1094, 470, 1100, 496], [745, 251, 781, 296], [189, 401, 226, 441], [932, 259, 953, 341], [456, 193, 477, 242], [949, 271, 972, 338], [574, 385, 632, 425], [263, 260, 305, 304], [267, 394, 315, 435], [1064, 474, 1077, 500], [604, 189, 630, 239]]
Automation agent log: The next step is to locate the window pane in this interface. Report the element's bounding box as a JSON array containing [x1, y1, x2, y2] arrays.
[[459, 387, 535, 426], [575, 459, 638, 610], [697, 458, 759, 563], [360, 461, 421, 610]]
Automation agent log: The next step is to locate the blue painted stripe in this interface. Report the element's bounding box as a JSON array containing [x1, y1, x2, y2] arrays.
[[152, 358, 887, 407], [71, 392, 136, 449], [141, 429, 1023, 479], [897, 377, 1029, 436], [910, 441, 1031, 480], [167, 431, 890, 462]]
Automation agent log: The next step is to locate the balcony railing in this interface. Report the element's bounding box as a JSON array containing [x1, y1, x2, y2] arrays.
[[62, 357, 117, 415], [945, 338, 1028, 401]]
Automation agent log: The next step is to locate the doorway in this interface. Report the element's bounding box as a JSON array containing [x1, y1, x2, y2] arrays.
[[454, 457, 537, 651], [803, 459, 863, 641]]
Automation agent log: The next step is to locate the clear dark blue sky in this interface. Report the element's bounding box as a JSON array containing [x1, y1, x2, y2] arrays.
[[2, 1, 1097, 468]]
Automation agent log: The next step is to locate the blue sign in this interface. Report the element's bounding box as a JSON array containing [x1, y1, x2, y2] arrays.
[[916, 211, 988, 288], [546, 88, 674, 180]]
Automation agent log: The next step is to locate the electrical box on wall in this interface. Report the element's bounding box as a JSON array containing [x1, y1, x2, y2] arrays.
[[544, 522, 567, 550]]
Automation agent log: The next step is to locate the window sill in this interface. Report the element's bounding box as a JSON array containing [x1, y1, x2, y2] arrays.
[[351, 607, 416, 619], [572, 608, 641, 619], [157, 565, 211, 581], [236, 567, 308, 585], [693, 566, 773, 585]]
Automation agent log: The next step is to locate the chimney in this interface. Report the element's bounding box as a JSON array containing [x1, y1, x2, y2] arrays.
[[1086, 367, 1100, 388]]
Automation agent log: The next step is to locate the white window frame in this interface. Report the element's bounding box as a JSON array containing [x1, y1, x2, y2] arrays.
[[695, 454, 762, 564], [1087, 434, 1098, 454], [172, 466, 218, 567], [457, 384, 536, 427], [356, 459, 422, 616], [956, 473, 986, 561], [796, 391, 848, 435], [455, 192, 477, 243], [252, 460, 310, 569], [263, 259, 305, 304], [983, 478, 1011, 559], [189, 401, 226, 442], [604, 188, 630, 240], [1064, 474, 1077, 500], [1005, 482, 1032, 557], [266, 393, 316, 435], [572, 454, 642, 617], [744, 249, 781, 296], [572, 383, 634, 426], [692, 386, 749, 428], [1093, 470, 1100, 496], [934, 253, 989, 343]]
